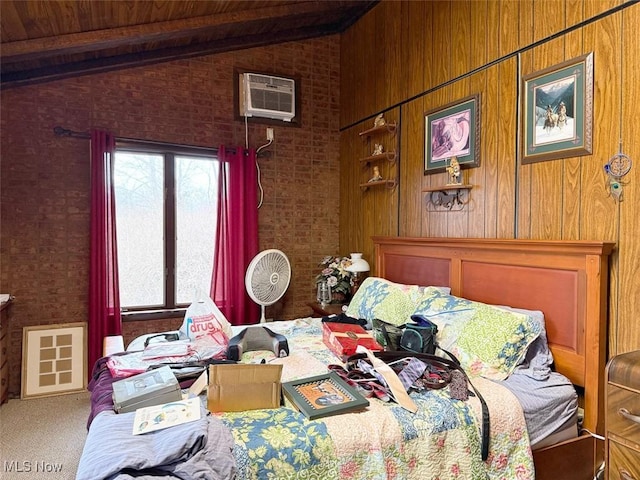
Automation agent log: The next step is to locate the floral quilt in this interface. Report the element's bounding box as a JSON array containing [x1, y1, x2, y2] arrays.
[[216, 318, 534, 480]]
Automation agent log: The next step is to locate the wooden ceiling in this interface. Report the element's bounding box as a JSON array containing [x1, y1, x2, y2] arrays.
[[0, 0, 378, 89]]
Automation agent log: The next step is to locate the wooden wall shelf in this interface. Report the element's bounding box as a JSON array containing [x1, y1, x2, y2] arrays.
[[422, 184, 473, 193], [360, 179, 397, 191], [359, 122, 397, 137], [358, 117, 398, 191], [359, 151, 397, 165]]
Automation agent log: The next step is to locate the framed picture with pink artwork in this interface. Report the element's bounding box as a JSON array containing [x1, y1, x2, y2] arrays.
[[424, 94, 481, 174]]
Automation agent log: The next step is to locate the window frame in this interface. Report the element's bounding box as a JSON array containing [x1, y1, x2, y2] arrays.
[[115, 140, 219, 321]]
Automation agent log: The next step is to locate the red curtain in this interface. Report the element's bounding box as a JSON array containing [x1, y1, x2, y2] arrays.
[[210, 146, 259, 325], [88, 129, 122, 372]]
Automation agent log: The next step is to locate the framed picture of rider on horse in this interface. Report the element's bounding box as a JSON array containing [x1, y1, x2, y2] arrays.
[[521, 52, 593, 164], [424, 94, 480, 174]]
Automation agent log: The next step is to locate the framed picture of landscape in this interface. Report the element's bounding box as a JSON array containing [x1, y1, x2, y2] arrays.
[[521, 52, 593, 164]]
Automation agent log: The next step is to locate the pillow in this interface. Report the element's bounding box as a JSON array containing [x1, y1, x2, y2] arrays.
[[413, 288, 542, 380], [413, 286, 475, 314], [495, 306, 553, 380], [345, 277, 419, 327], [345, 278, 451, 327]]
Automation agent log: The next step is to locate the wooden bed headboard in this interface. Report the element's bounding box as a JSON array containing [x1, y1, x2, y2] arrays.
[[372, 236, 614, 435]]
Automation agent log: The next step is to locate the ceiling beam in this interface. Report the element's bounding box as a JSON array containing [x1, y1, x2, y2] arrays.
[[1, 23, 343, 89], [1, 2, 349, 64]]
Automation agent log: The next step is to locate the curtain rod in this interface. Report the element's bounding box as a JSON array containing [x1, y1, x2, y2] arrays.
[[53, 126, 235, 155]]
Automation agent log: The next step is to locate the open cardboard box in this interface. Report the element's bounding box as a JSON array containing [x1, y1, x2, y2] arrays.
[[207, 363, 283, 412]]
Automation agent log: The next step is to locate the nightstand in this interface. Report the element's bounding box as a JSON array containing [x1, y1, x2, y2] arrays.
[[605, 350, 640, 480], [306, 302, 346, 318], [0, 299, 11, 405]]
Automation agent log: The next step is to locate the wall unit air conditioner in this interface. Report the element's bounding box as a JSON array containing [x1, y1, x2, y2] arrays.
[[239, 73, 295, 122]]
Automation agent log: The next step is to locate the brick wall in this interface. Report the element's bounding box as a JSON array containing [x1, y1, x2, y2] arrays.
[[0, 36, 341, 398]]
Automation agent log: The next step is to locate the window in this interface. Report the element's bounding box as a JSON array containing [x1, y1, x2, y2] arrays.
[[113, 144, 219, 316]]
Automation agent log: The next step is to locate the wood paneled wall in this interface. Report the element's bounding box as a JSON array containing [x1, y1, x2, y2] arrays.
[[339, 0, 640, 356]]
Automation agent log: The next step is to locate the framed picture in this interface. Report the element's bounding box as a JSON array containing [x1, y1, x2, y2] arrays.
[[424, 94, 480, 174], [21, 322, 87, 399], [521, 52, 593, 164], [282, 372, 369, 420]]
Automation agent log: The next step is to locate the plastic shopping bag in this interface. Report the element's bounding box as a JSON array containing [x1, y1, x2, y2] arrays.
[[179, 291, 232, 358]]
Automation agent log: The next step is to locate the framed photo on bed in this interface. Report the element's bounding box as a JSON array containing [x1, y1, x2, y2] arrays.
[[282, 372, 369, 420], [521, 52, 593, 164], [424, 94, 480, 174]]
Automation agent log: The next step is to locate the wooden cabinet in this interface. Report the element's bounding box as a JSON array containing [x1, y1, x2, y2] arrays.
[[606, 350, 640, 480], [0, 300, 11, 405], [358, 121, 398, 190], [533, 434, 604, 480]]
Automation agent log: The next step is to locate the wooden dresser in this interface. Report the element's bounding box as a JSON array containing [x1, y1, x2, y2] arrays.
[[0, 300, 11, 405], [606, 350, 640, 480]]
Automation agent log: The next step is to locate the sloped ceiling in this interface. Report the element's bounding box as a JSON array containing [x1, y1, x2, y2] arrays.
[[0, 0, 377, 88]]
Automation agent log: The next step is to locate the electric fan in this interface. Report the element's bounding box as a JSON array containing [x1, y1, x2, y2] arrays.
[[245, 249, 291, 323]]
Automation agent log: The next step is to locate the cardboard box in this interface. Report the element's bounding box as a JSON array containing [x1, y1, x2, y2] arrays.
[[207, 363, 282, 412], [322, 322, 383, 361], [112, 366, 182, 413]]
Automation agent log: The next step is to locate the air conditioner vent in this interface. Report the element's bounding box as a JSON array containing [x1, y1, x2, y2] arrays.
[[239, 73, 295, 122], [249, 88, 293, 113]]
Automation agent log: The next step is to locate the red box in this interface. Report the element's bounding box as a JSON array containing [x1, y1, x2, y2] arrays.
[[322, 322, 383, 361]]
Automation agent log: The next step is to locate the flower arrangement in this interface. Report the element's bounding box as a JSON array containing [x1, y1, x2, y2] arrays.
[[316, 255, 353, 300]]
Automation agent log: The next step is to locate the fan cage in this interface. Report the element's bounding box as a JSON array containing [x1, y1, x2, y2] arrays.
[[246, 250, 291, 306]]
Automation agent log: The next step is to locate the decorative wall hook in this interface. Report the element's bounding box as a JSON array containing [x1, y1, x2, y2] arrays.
[[423, 185, 473, 211], [604, 141, 632, 201]]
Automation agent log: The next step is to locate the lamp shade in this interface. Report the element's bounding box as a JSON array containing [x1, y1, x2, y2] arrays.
[[346, 253, 370, 273]]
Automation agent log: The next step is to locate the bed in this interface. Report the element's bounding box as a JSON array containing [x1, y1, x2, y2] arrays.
[[77, 237, 614, 480]]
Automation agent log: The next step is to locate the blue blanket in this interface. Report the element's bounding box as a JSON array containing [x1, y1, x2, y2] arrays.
[[76, 404, 235, 480]]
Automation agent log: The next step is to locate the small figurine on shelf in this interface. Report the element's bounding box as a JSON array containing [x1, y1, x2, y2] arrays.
[[368, 165, 383, 182], [372, 143, 384, 156], [446, 156, 461, 185], [373, 113, 386, 128]]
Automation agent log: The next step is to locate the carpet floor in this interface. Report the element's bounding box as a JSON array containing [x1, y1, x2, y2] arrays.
[[0, 391, 90, 479]]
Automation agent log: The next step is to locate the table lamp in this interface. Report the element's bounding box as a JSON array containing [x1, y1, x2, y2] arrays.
[[346, 253, 370, 296]]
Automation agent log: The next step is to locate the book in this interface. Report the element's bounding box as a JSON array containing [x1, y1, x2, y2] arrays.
[[132, 397, 201, 435], [282, 372, 369, 420]]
